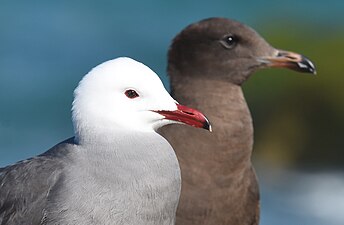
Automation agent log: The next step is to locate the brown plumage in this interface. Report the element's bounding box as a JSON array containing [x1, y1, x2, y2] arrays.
[[160, 18, 316, 225]]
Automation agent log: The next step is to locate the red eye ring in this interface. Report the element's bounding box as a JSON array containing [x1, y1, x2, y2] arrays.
[[125, 89, 139, 99]]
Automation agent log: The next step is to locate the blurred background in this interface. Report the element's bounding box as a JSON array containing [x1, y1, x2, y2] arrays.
[[0, 0, 343, 224]]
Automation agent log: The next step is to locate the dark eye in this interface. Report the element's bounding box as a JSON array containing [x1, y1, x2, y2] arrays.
[[221, 35, 238, 49], [125, 89, 139, 99]]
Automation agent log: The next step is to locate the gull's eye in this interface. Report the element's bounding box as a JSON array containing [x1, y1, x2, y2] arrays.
[[125, 89, 139, 99], [220, 35, 238, 49]]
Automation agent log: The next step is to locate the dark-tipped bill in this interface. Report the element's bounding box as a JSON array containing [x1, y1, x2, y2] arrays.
[[154, 104, 212, 131], [260, 50, 316, 74]]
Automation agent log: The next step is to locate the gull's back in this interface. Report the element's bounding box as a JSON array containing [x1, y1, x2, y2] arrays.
[[0, 138, 75, 225]]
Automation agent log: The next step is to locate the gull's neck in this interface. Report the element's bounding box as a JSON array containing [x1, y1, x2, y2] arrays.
[[170, 75, 254, 167], [73, 119, 156, 146], [55, 128, 181, 225], [159, 73, 258, 225]]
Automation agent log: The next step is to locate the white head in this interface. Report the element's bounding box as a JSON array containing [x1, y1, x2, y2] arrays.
[[72, 57, 210, 142]]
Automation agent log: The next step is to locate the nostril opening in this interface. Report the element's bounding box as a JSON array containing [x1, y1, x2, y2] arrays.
[[286, 56, 297, 60], [277, 52, 296, 60], [183, 111, 194, 115]]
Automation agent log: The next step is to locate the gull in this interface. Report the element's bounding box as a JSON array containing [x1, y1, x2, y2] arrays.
[[0, 57, 211, 225]]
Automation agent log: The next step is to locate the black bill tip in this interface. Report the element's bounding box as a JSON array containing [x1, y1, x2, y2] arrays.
[[297, 55, 317, 75]]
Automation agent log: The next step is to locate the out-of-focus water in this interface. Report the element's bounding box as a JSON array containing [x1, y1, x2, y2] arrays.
[[259, 169, 344, 225], [1, 1, 343, 224]]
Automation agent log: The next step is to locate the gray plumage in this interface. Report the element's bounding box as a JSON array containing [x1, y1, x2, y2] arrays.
[[0, 138, 71, 225], [0, 134, 180, 225]]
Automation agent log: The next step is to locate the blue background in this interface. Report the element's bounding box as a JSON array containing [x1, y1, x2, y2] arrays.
[[1, 1, 344, 224]]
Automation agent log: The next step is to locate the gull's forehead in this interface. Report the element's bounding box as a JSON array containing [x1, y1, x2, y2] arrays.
[[78, 57, 165, 95], [97, 57, 162, 87]]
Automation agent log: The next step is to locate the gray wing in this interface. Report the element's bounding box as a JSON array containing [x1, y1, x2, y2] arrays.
[[0, 137, 75, 225]]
